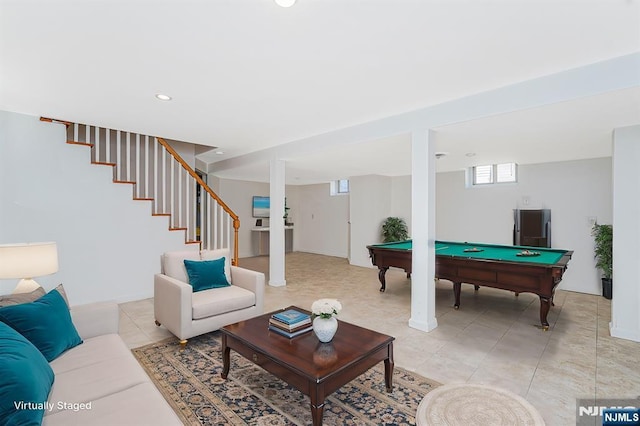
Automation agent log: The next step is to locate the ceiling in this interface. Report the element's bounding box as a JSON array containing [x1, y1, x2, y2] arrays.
[[1, 1, 639, 185]]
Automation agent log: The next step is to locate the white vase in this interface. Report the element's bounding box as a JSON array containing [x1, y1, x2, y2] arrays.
[[313, 316, 338, 343]]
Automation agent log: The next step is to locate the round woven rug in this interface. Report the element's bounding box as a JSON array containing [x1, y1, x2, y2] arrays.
[[416, 383, 545, 426]]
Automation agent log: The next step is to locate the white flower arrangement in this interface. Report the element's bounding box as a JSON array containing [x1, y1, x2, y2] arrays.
[[311, 299, 342, 319]]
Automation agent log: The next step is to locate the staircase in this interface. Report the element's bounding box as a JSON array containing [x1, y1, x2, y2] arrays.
[[41, 117, 240, 265]]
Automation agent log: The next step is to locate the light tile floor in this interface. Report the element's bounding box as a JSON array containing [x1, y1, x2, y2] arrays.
[[119, 253, 640, 426]]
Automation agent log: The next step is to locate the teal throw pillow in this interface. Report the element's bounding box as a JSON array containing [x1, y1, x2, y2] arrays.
[[0, 289, 83, 362], [183, 258, 230, 292], [0, 321, 55, 425]]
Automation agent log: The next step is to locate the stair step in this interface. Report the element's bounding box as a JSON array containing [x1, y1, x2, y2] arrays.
[[68, 141, 93, 147], [43, 117, 239, 259]]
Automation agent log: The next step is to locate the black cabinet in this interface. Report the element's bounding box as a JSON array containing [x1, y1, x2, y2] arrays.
[[513, 209, 551, 248]]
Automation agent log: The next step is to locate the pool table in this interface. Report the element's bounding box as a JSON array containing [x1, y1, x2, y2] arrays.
[[366, 240, 573, 330]]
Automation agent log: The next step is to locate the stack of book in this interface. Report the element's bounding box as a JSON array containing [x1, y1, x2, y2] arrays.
[[268, 308, 312, 338]]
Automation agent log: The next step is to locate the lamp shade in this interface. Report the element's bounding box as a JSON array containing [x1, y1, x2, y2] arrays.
[[0, 242, 59, 279]]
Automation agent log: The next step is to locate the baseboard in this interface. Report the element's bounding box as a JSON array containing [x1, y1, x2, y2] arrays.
[[408, 316, 438, 332], [609, 322, 640, 342]]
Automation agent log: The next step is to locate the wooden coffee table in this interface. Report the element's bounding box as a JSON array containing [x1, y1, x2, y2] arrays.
[[221, 306, 395, 426]]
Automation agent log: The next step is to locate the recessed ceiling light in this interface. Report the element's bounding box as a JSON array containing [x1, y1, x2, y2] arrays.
[[215, 151, 225, 155], [435, 152, 448, 159], [274, 0, 296, 7], [155, 94, 172, 101], [465, 152, 476, 157]]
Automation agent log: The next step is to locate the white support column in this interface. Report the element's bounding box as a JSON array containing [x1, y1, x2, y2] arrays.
[[269, 158, 287, 287], [610, 125, 640, 342], [408, 129, 438, 332]]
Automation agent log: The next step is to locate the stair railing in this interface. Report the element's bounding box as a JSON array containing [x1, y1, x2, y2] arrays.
[[41, 118, 240, 265]]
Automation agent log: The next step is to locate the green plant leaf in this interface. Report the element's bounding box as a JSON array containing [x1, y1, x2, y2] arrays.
[[591, 223, 613, 279], [381, 217, 409, 242]]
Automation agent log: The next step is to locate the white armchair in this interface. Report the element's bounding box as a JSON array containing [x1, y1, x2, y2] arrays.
[[154, 249, 265, 345]]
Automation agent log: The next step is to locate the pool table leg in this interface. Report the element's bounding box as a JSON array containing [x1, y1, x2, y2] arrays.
[[453, 282, 461, 309], [378, 267, 389, 292], [539, 296, 551, 330]]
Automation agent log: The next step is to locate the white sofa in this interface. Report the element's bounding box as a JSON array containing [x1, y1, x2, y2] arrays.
[[154, 249, 265, 344], [43, 302, 181, 425]]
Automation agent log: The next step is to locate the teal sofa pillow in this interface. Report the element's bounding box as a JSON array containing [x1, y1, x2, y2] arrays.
[[184, 258, 230, 292], [0, 289, 83, 362], [0, 321, 55, 425]]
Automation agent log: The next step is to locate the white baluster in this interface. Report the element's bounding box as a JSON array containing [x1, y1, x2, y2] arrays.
[[200, 185, 205, 246], [95, 126, 100, 162], [170, 157, 175, 227], [220, 205, 225, 249], [206, 195, 211, 250], [126, 132, 131, 182], [213, 201, 219, 250], [178, 165, 183, 228], [135, 134, 140, 198], [162, 145, 167, 214], [153, 138, 159, 213], [105, 129, 111, 164], [191, 178, 196, 242], [116, 131, 122, 181], [184, 170, 190, 236], [145, 135, 150, 199]]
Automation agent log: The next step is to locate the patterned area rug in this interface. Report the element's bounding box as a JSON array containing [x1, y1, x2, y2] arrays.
[[416, 383, 546, 426], [132, 332, 440, 425]]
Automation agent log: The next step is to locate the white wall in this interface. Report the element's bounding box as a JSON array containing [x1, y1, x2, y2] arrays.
[[0, 111, 191, 305], [391, 175, 412, 237], [611, 125, 640, 342], [436, 158, 613, 295], [436, 171, 515, 243], [167, 139, 196, 168], [295, 183, 349, 258], [349, 175, 393, 267]]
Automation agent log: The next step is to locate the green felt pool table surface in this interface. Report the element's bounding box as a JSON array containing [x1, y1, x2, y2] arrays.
[[367, 240, 568, 265]]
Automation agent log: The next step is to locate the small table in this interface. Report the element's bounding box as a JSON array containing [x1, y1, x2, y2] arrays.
[[221, 307, 395, 425]]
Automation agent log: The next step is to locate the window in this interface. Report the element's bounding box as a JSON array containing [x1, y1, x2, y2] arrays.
[[496, 163, 517, 183], [473, 165, 493, 185], [338, 179, 349, 193], [330, 179, 350, 195], [471, 163, 517, 186]]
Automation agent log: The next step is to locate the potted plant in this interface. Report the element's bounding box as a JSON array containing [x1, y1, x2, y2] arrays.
[[381, 217, 409, 242], [311, 299, 342, 343], [591, 223, 613, 299]]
